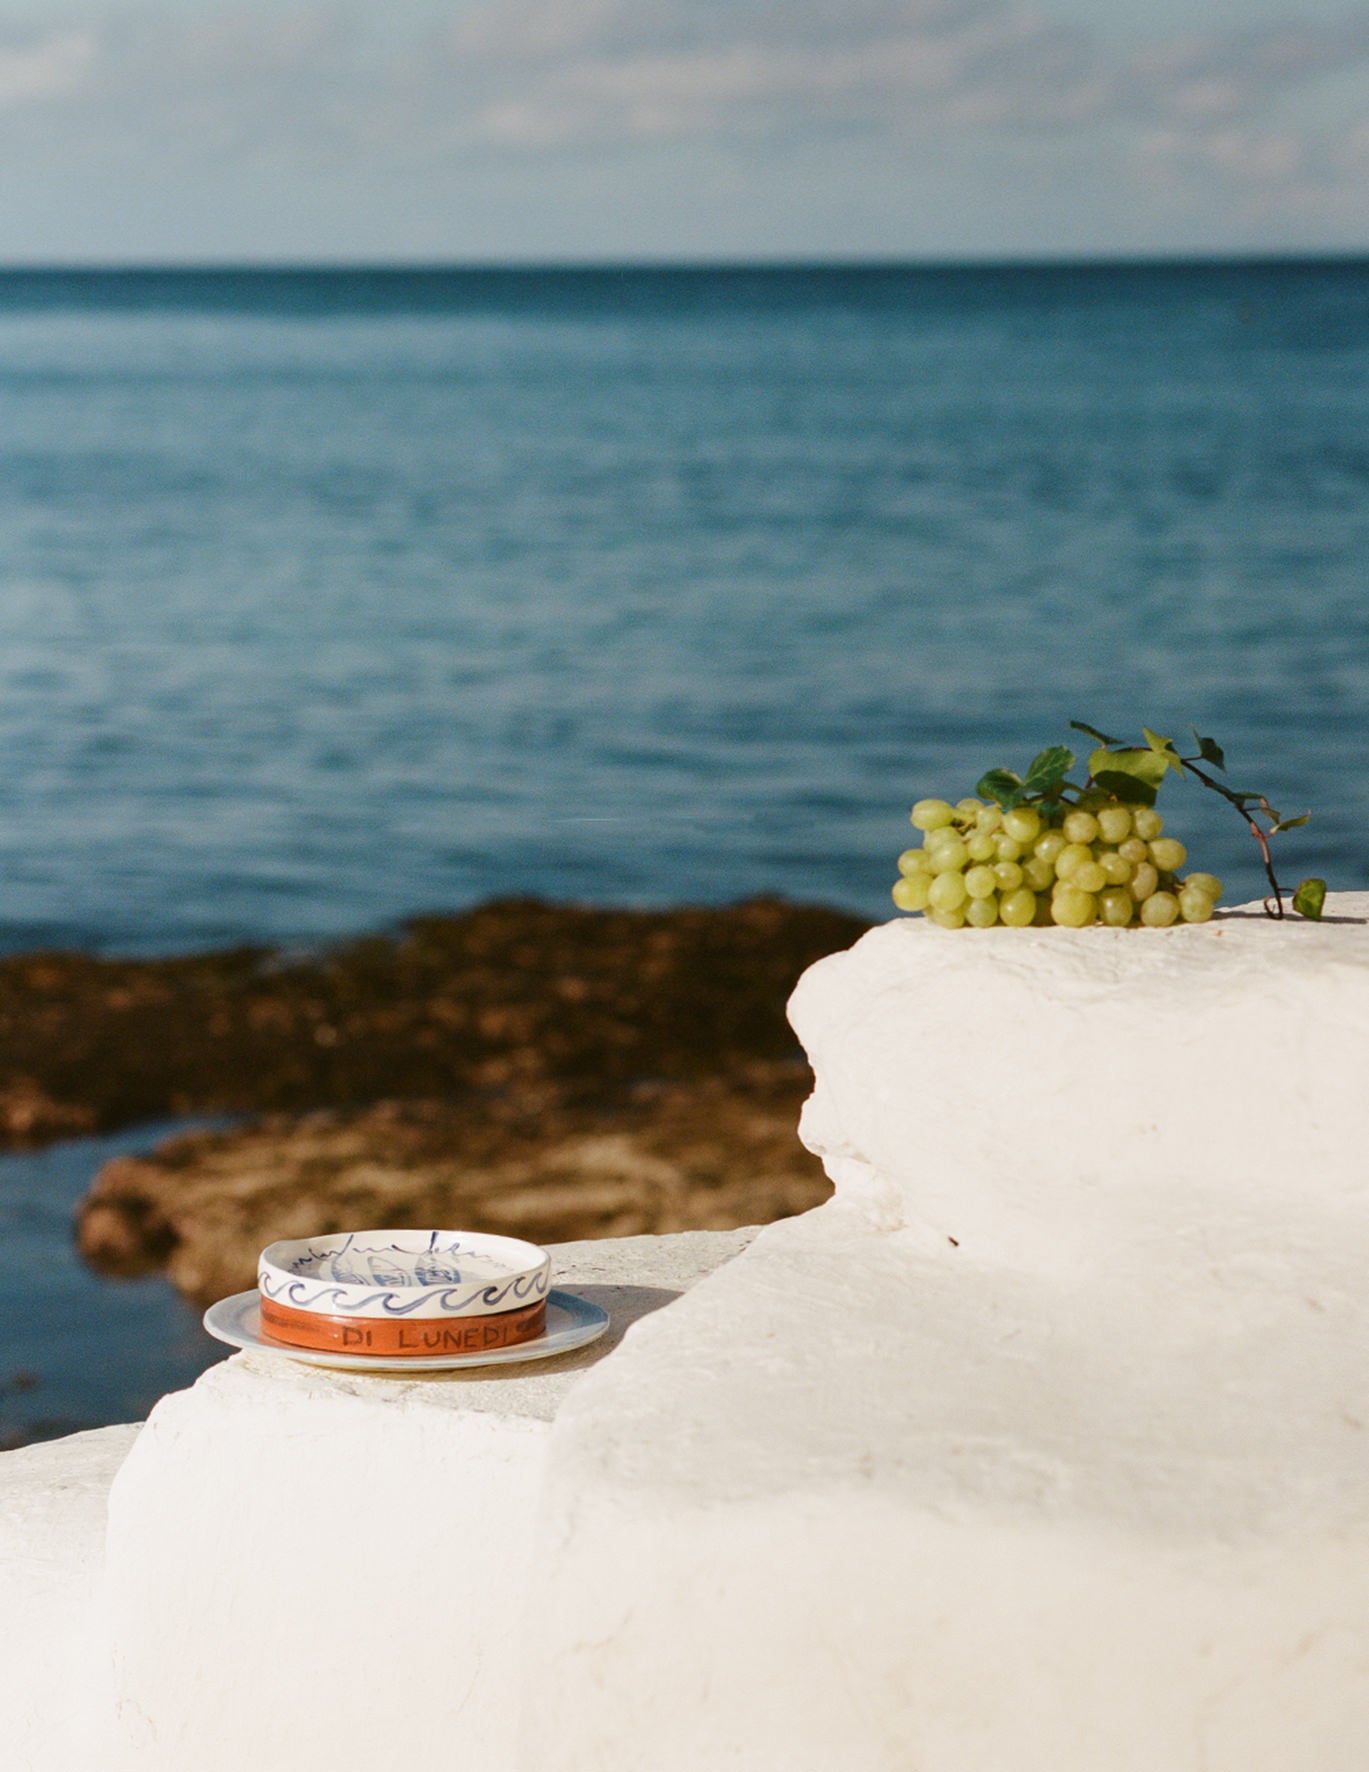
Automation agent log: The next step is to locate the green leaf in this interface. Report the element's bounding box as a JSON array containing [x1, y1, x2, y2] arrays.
[[1272, 811, 1310, 833], [1089, 745, 1169, 792], [1069, 719, 1121, 747], [1189, 728, 1226, 770], [1292, 878, 1326, 920], [1141, 728, 1185, 775], [1021, 745, 1075, 797], [976, 768, 1024, 809], [1091, 769, 1158, 806]]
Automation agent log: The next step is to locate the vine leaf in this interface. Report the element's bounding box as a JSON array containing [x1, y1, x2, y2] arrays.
[[1021, 746, 1075, 798], [1068, 719, 1121, 747], [1272, 812, 1310, 833], [1088, 745, 1169, 793], [976, 767, 1025, 809], [1293, 878, 1326, 920], [1091, 770, 1158, 806], [1189, 728, 1226, 770], [1141, 729, 1185, 776]]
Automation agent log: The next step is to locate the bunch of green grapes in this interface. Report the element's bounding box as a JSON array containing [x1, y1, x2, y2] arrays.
[[892, 797, 1223, 930]]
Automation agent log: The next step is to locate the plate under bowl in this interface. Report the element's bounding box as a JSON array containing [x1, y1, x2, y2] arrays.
[[204, 1287, 608, 1372]]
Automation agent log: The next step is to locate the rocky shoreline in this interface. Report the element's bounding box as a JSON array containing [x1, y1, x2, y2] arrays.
[[0, 897, 867, 1303]]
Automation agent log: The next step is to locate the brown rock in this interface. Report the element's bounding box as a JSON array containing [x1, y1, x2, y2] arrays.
[[77, 1066, 831, 1307], [0, 897, 866, 1138], [57, 897, 867, 1302]]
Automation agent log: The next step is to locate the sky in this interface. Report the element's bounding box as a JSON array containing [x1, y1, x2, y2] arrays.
[[1, 0, 1368, 262]]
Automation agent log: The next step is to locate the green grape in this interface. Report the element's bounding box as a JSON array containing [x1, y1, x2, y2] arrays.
[[1002, 806, 1042, 844], [1099, 886, 1135, 926], [1055, 842, 1092, 881], [892, 874, 932, 912], [1140, 890, 1179, 927], [896, 752, 1231, 934], [930, 837, 970, 873], [1097, 849, 1133, 886], [911, 798, 955, 831], [1033, 828, 1067, 866], [1051, 885, 1097, 927], [1148, 837, 1187, 872], [999, 887, 1036, 927], [1062, 809, 1099, 845], [928, 870, 968, 911], [1022, 855, 1054, 892], [1130, 861, 1159, 902]]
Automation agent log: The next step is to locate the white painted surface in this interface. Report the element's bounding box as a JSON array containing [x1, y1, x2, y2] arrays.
[[0, 1422, 140, 1772], [790, 894, 1369, 1263], [102, 1228, 753, 1772], [523, 896, 1369, 1770]]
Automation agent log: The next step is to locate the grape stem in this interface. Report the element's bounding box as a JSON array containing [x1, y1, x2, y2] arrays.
[[1178, 756, 1286, 917]]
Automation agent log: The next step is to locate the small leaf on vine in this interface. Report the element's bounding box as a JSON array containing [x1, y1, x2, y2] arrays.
[[1021, 745, 1075, 797], [1068, 719, 1121, 747], [1089, 746, 1169, 792], [1091, 769, 1158, 806], [1141, 729, 1185, 774], [976, 768, 1024, 809], [1292, 878, 1327, 920], [1190, 729, 1226, 770], [1273, 812, 1310, 833]]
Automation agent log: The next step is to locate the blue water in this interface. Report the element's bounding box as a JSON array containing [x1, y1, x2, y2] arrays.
[[2, 259, 1367, 955], [0, 1123, 228, 1444]]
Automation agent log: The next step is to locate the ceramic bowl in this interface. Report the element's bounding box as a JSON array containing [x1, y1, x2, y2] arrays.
[[257, 1229, 551, 1322]]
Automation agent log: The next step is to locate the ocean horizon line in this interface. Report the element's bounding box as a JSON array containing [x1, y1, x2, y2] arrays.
[[1, 251, 1367, 277], [2, 252, 1364, 318]]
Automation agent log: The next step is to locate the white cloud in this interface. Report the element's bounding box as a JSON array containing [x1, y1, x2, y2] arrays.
[[1129, 16, 1369, 124], [432, 0, 1112, 143], [421, 0, 1369, 150], [0, 28, 93, 107], [1, 0, 1368, 244]]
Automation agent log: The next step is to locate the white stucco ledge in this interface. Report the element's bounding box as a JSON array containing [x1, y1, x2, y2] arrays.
[[106, 1226, 755, 1771], [0, 1423, 142, 1772], [0, 1227, 754, 1772]]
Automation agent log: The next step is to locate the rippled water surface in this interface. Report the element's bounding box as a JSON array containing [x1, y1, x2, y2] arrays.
[[2, 260, 1367, 951], [0, 1123, 226, 1443]]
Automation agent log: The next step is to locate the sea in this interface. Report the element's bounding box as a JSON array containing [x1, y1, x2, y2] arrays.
[[2, 257, 1369, 1437]]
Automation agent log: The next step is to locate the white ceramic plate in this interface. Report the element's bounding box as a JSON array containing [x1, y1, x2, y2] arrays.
[[204, 1288, 609, 1372]]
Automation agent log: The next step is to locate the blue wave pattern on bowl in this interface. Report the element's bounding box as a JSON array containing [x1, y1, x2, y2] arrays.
[[258, 1231, 550, 1317]]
